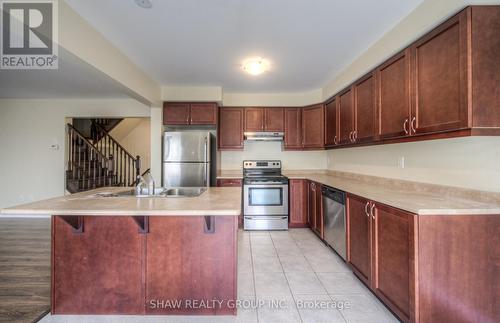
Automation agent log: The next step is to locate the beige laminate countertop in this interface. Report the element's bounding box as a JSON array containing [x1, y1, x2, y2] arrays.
[[0, 187, 242, 217], [217, 170, 500, 216]]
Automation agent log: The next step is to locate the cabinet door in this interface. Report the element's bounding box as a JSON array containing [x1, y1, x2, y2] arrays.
[[371, 203, 416, 322], [346, 194, 371, 285], [284, 108, 302, 150], [411, 10, 470, 134], [146, 216, 237, 315], [216, 179, 242, 187], [244, 107, 264, 132], [315, 184, 323, 239], [264, 107, 284, 131], [324, 98, 338, 146], [163, 103, 190, 125], [354, 74, 377, 143], [338, 89, 355, 145], [308, 181, 317, 229], [376, 50, 411, 139], [52, 216, 144, 314], [302, 105, 324, 149], [190, 103, 217, 125], [218, 108, 244, 150], [289, 179, 308, 228]]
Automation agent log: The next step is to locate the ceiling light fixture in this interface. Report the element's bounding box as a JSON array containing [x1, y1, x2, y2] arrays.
[[242, 58, 270, 76], [135, 0, 152, 9]]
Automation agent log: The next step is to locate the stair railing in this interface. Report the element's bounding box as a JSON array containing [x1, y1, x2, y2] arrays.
[[91, 121, 140, 187], [67, 124, 113, 190]]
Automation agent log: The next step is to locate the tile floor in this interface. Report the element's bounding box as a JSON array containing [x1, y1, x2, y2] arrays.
[[40, 229, 399, 323]]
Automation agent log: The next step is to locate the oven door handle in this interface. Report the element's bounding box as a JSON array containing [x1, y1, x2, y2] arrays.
[[244, 216, 288, 220], [245, 184, 288, 187]]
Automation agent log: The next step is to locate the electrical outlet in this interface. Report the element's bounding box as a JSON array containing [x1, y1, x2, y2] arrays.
[[398, 156, 406, 169]]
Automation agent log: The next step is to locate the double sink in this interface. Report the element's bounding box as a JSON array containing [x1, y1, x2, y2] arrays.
[[96, 187, 206, 198]]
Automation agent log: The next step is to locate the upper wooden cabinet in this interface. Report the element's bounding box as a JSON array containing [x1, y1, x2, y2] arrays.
[[302, 104, 325, 149], [244, 107, 264, 132], [218, 107, 244, 150], [411, 9, 469, 135], [190, 103, 218, 125], [338, 89, 355, 145], [354, 73, 377, 143], [376, 50, 411, 140], [244, 107, 284, 132], [163, 103, 190, 125], [284, 108, 302, 150], [324, 98, 338, 147], [264, 108, 285, 131], [163, 102, 217, 125]]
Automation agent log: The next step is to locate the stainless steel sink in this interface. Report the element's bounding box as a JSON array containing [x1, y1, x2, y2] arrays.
[[94, 187, 206, 198], [164, 187, 206, 197]]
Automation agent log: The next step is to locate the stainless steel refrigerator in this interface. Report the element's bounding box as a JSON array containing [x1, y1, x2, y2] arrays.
[[162, 131, 214, 188]]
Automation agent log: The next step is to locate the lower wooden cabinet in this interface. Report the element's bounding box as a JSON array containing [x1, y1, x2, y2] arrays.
[[308, 181, 323, 238], [346, 193, 416, 322], [216, 179, 243, 187], [146, 216, 237, 315], [346, 194, 372, 285], [289, 179, 308, 227]]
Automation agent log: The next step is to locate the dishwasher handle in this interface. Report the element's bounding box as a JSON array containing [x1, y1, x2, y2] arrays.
[[322, 186, 345, 205]]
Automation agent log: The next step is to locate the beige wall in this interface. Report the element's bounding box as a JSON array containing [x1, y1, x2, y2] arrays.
[[110, 118, 151, 173], [327, 137, 500, 192], [0, 99, 150, 209], [221, 141, 327, 170]]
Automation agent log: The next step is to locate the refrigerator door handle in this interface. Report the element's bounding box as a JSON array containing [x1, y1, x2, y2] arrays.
[[164, 135, 171, 160], [204, 137, 208, 187]]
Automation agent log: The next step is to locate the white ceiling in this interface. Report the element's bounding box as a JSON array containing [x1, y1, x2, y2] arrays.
[[66, 0, 423, 93], [0, 48, 131, 99]]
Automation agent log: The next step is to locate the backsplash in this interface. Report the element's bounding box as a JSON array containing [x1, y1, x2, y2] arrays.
[[220, 141, 327, 170]]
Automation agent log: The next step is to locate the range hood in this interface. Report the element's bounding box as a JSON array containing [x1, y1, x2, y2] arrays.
[[244, 132, 284, 141]]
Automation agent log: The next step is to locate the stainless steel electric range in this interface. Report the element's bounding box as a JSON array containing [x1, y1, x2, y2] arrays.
[[243, 160, 289, 230]]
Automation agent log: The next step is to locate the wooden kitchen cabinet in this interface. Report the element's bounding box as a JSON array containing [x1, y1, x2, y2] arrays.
[[218, 107, 244, 150], [354, 73, 377, 143], [346, 194, 372, 286], [216, 179, 242, 187], [146, 216, 237, 315], [264, 107, 284, 131], [376, 50, 411, 140], [308, 181, 323, 238], [371, 203, 416, 322], [338, 88, 355, 145], [302, 104, 324, 149], [410, 9, 469, 135], [289, 179, 308, 228], [284, 108, 302, 150], [163, 102, 217, 125], [189, 103, 217, 125], [52, 216, 144, 314], [163, 103, 190, 125], [244, 107, 264, 132], [324, 98, 338, 147]]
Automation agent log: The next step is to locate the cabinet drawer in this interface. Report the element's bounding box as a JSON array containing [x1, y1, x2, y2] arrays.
[[216, 179, 243, 187]]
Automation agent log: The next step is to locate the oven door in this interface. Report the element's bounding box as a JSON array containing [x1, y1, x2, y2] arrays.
[[244, 184, 288, 216]]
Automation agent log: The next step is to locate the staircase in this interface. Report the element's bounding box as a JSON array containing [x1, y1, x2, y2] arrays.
[[66, 120, 141, 193]]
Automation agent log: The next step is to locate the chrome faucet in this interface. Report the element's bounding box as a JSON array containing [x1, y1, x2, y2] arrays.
[[135, 170, 155, 196]]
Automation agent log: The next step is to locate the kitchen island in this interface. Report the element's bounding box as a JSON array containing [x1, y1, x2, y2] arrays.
[[1, 187, 241, 316]]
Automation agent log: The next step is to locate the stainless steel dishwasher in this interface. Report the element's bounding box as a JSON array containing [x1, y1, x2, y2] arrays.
[[322, 186, 346, 260]]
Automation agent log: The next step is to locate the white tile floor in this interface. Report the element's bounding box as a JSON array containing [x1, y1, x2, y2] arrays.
[[40, 229, 399, 323]]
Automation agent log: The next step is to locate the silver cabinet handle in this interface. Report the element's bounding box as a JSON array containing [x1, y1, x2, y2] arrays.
[[353, 130, 357, 141], [334, 135, 337, 145], [411, 117, 416, 134], [403, 118, 409, 135], [364, 201, 370, 218], [349, 131, 353, 142], [370, 203, 376, 219]]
